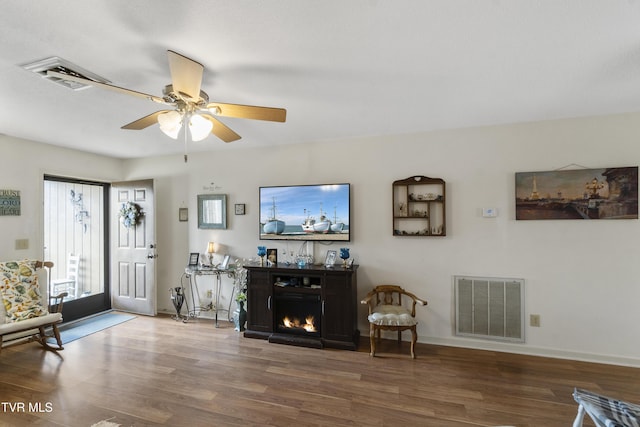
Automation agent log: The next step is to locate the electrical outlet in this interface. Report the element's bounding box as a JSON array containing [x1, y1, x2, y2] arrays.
[[206, 290, 212, 298], [530, 314, 541, 327]]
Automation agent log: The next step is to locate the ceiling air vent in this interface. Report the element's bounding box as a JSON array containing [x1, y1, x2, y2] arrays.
[[21, 56, 110, 90]]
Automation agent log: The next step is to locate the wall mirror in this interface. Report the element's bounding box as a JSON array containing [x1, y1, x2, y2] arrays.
[[198, 194, 227, 229]]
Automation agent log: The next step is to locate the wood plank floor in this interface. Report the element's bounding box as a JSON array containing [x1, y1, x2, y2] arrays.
[[1, 314, 639, 427]]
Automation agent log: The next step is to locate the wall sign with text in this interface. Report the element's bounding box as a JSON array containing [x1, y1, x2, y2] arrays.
[[0, 189, 21, 216]]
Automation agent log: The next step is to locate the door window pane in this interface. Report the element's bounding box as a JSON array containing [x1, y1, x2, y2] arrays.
[[44, 178, 105, 301]]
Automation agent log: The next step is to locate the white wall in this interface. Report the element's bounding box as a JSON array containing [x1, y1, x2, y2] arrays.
[[125, 112, 640, 367], [0, 135, 122, 260], [3, 111, 640, 367]]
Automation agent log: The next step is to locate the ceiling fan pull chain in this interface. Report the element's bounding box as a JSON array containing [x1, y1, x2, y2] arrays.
[[184, 122, 188, 163]]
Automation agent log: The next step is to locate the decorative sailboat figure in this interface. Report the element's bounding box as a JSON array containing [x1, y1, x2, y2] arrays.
[[263, 197, 285, 234]]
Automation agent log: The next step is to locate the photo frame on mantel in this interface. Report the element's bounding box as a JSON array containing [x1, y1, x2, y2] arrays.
[[198, 194, 227, 229], [325, 250, 337, 267]]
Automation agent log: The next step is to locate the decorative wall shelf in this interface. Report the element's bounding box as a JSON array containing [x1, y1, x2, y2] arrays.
[[393, 175, 446, 236]]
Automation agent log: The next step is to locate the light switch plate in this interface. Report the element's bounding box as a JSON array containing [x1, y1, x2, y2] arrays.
[[15, 238, 29, 250]]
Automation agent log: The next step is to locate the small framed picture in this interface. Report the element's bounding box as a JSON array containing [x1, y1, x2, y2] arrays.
[[188, 252, 199, 267], [219, 254, 231, 270], [267, 248, 278, 265], [179, 207, 188, 222], [235, 203, 245, 215], [325, 250, 337, 267]]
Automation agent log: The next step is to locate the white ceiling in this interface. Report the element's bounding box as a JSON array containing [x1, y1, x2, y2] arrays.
[[2, 0, 640, 159]]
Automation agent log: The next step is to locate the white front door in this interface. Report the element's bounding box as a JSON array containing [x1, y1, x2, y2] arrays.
[[111, 180, 156, 315]]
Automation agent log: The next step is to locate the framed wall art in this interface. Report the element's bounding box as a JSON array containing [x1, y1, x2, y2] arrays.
[[515, 167, 638, 220], [178, 207, 188, 222], [0, 189, 21, 216], [198, 194, 227, 229]]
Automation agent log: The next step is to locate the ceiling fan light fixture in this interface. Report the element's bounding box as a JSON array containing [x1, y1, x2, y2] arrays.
[[189, 114, 213, 141], [46, 49, 285, 151], [158, 110, 183, 139]]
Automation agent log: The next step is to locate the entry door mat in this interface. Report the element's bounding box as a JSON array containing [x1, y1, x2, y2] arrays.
[[50, 312, 136, 345]]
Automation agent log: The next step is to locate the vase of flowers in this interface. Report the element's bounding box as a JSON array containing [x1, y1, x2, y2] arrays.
[[118, 201, 141, 229], [233, 291, 247, 331]]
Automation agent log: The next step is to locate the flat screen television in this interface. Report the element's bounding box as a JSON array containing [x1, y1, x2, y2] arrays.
[[259, 183, 351, 241]]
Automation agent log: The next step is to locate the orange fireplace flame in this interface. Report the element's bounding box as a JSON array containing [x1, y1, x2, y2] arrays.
[[283, 316, 295, 328], [303, 316, 316, 332], [282, 315, 317, 333]]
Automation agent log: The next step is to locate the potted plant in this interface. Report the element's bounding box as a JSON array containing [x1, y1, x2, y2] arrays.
[[233, 291, 247, 331], [235, 291, 247, 305]]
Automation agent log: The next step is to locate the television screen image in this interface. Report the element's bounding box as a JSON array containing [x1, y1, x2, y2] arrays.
[[259, 183, 351, 241]]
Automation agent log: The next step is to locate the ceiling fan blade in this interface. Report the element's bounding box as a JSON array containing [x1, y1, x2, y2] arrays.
[[167, 50, 204, 101], [206, 102, 287, 122], [202, 114, 241, 143], [122, 110, 173, 130], [46, 70, 168, 104]]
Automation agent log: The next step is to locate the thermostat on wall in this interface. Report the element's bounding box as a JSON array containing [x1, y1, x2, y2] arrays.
[[482, 207, 498, 218]]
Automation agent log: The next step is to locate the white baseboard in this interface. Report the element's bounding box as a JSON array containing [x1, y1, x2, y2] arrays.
[[420, 336, 640, 368]]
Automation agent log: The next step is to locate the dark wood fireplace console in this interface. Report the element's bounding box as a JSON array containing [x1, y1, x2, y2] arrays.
[[243, 264, 359, 350]]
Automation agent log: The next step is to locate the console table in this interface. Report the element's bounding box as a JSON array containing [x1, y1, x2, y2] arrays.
[[184, 266, 236, 327], [244, 263, 359, 350]]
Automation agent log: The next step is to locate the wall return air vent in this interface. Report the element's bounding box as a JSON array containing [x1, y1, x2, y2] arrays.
[[21, 56, 110, 90], [454, 275, 525, 343]]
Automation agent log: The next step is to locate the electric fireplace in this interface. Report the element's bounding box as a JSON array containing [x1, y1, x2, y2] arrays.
[[244, 264, 360, 351], [274, 292, 321, 337]]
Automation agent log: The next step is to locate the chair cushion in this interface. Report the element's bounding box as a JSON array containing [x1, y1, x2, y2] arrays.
[[0, 260, 49, 323], [0, 312, 62, 334], [368, 304, 417, 326]]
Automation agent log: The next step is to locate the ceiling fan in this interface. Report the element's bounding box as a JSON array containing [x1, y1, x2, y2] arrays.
[[47, 50, 286, 147]]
